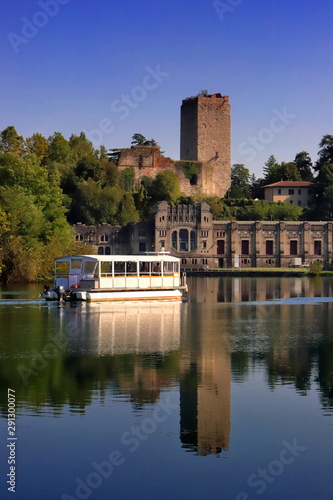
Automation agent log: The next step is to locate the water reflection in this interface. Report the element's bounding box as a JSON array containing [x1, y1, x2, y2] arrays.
[[0, 277, 333, 458], [188, 276, 333, 303]]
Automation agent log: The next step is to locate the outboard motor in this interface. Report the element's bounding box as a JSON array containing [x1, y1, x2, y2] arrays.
[[56, 285, 66, 301]]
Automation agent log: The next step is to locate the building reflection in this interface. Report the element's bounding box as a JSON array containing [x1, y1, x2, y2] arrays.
[[179, 303, 231, 456], [188, 276, 333, 303]]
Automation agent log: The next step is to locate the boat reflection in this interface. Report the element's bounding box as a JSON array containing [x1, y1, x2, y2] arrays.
[[59, 301, 182, 355]]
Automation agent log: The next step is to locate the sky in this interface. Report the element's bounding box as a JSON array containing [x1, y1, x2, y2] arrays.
[[1, 0, 333, 178]]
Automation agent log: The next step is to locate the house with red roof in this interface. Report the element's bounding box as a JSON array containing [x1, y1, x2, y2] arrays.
[[263, 180, 314, 207]]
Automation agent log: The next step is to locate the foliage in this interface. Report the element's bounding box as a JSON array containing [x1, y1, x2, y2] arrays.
[[294, 151, 313, 181], [204, 196, 231, 219], [0, 126, 24, 155], [315, 135, 333, 171], [119, 166, 136, 192], [25, 133, 49, 165], [229, 164, 251, 198], [250, 175, 266, 199], [48, 132, 72, 163], [180, 161, 199, 182], [75, 156, 101, 181], [224, 198, 302, 221], [264, 160, 302, 185], [150, 170, 181, 204], [131, 133, 159, 147], [117, 193, 140, 226], [308, 260, 323, 276], [69, 132, 96, 161]]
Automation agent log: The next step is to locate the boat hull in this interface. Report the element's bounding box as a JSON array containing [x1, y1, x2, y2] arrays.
[[43, 288, 184, 302]]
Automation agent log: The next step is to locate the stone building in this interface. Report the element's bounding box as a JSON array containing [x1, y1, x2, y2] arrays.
[[117, 92, 231, 198], [73, 202, 333, 270], [263, 180, 314, 208]]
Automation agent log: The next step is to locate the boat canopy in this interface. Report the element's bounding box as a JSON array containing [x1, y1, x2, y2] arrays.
[[55, 254, 181, 263]]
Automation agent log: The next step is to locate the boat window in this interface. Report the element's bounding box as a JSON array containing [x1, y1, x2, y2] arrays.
[[55, 261, 69, 275], [163, 261, 174, 275], [101, 262, 112, 276], [139, 261, 150, 275], [126, 262, 137, 275], [84, 261, 98, 276], [71, 259, 82, 270], [114, 262, 125, 276]]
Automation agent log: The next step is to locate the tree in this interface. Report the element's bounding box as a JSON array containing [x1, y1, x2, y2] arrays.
[[315, 163, 333, 198], [250, 174, 266, 199], [315, 135, 333, 172], [294, 151, 313, 181], [75, 156, 101, 181], [131, 133, 159, 147], [119, 166, 136, 192], [25, 133, 49, 165], [151, 170, 180, 204], [229, 164, 251, 198], [264, 160, 301, 185], [48, 132, 72, 163], [69, 132, 96, 162], [117, 193, 140, 226], [0, 126, 24, 155], [263, 155, 278, 181]]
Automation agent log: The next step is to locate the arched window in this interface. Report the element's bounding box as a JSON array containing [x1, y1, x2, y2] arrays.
[[172, 231, 177, 249], [75, 234, 84, 241], [105, 246, 111, 255], [179, 229, 188, 251], [100, 234, 109, 242], [98, 247, 104, 255]]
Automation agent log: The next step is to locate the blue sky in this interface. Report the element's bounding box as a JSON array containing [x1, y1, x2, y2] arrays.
[[1, 0, 333, 177]]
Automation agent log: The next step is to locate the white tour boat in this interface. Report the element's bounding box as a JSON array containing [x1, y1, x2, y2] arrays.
[[43, 253, 187, 302]]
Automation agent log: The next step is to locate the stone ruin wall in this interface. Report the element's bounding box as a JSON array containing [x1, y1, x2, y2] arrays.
[[117, 146, 213, 197], [116, 92, 231, 198]]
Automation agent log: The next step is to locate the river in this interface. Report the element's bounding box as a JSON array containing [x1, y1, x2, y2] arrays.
[[0, 277, 332, 499]]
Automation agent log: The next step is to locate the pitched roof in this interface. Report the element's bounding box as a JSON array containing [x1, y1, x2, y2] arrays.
[[263, 181, 313, 188]]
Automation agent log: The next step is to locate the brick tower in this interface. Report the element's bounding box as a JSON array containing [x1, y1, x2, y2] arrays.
[[180, 92, 231, 198]]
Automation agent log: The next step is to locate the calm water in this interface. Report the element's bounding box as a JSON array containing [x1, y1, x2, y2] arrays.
[[0, 277, 333, 500]]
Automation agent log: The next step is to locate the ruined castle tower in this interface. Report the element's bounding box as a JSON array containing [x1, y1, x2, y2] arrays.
[[180, 92, 231, 198]]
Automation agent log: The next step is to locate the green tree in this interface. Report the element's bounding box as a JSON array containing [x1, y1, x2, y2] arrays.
[[48, 132, 72, 163], [250, 175, 266, 199], [117, 193, 140, 226], [294, 151, 313, 181], [0, 126, 24, 155], [150, 170, 180, 204], [69, 132, 96, 161], [131, 133, 159, 147], [25, 133, 49, 165], [315, 135, 333, 172], [229, 164, 251, 198], [264, 161, 301, 184], [119, 166, 136, 192], [263, 155, 278, 181], [75, 156, 101, 181]]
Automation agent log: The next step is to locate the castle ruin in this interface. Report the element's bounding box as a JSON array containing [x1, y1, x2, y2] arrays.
[[117, 92, 231, 198]]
